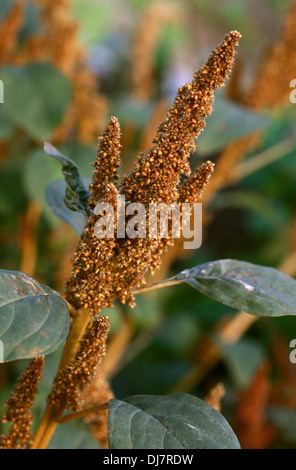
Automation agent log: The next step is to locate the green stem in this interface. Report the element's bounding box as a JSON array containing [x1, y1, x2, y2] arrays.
[[57, 403, 109, 425], [133, 278, 181, 295]]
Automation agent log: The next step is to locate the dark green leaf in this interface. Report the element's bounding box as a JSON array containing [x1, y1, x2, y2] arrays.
[[0, 270, 70, 362], [45, 179, 87, 235], [267, 407, 296, 444], [0, 63, 72, 140], [172, 259, 296, 317], [108, 393, 240, 449], [44, 142, 90, 216]]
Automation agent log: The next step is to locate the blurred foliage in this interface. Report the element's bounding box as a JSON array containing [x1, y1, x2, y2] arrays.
[[0, 0, 296, 449]]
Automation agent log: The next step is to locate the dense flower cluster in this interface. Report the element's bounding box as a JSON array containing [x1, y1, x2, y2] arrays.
[[65, 31, 241, 317], [246, 0, 296, 110], [47, 317, 110, 412], [82, 368, 114, 449], [0, 357, 44, 449], [0, 0, 24, 66]]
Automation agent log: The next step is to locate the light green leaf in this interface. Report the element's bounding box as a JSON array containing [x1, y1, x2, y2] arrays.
[[44, 142, 90, 216], [45, 179, 87, 235], [23, 143, 95, 226], [0, 63, 72, 140]]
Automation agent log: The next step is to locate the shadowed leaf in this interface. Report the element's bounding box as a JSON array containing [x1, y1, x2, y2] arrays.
[[0, 270, 70, 362], [108, 393, 240, 449]]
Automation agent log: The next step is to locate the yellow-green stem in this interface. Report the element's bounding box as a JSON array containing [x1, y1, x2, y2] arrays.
[[57, 402, 109, 425], [31, 308, 91, 449]]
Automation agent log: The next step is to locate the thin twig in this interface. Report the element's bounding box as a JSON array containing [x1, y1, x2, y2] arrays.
[[235, 136, 296, 180], [57, 403, 109, 425], [133, 278, 182, 295]]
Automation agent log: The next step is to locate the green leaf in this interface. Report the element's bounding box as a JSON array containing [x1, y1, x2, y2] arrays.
[[23, 143, 95, 227], [45, 179, 87, 235], [0, 63, 72, 140], [171, 259, 296, 317], [44, 142, 90, 216], [197, 95, 270, 155], [108, 393, 240, 449], [0, 0, 13, 22], [215, 337, 265, 389], [0, 270, 70, 362], [0, 108, 15, 141], [267, 407, 296, 444], [18, 2, 42, 41], [49, 420, 101, 449], [72, 0, 112, 46]]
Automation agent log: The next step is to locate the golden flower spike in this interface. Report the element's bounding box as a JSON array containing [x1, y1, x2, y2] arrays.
[[47, 316, 110, 412], [64, 30, 241, 317], [0, 356, 44, 449]]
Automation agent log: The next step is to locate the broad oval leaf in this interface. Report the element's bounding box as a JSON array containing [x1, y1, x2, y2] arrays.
[[108, 393, 240, 449], [173, 259, 296, 317], [0, 270, 70, 362]]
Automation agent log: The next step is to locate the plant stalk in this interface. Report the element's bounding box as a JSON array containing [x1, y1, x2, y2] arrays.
[[31, 308, 91, 449], [57, 403, 109, 425]]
